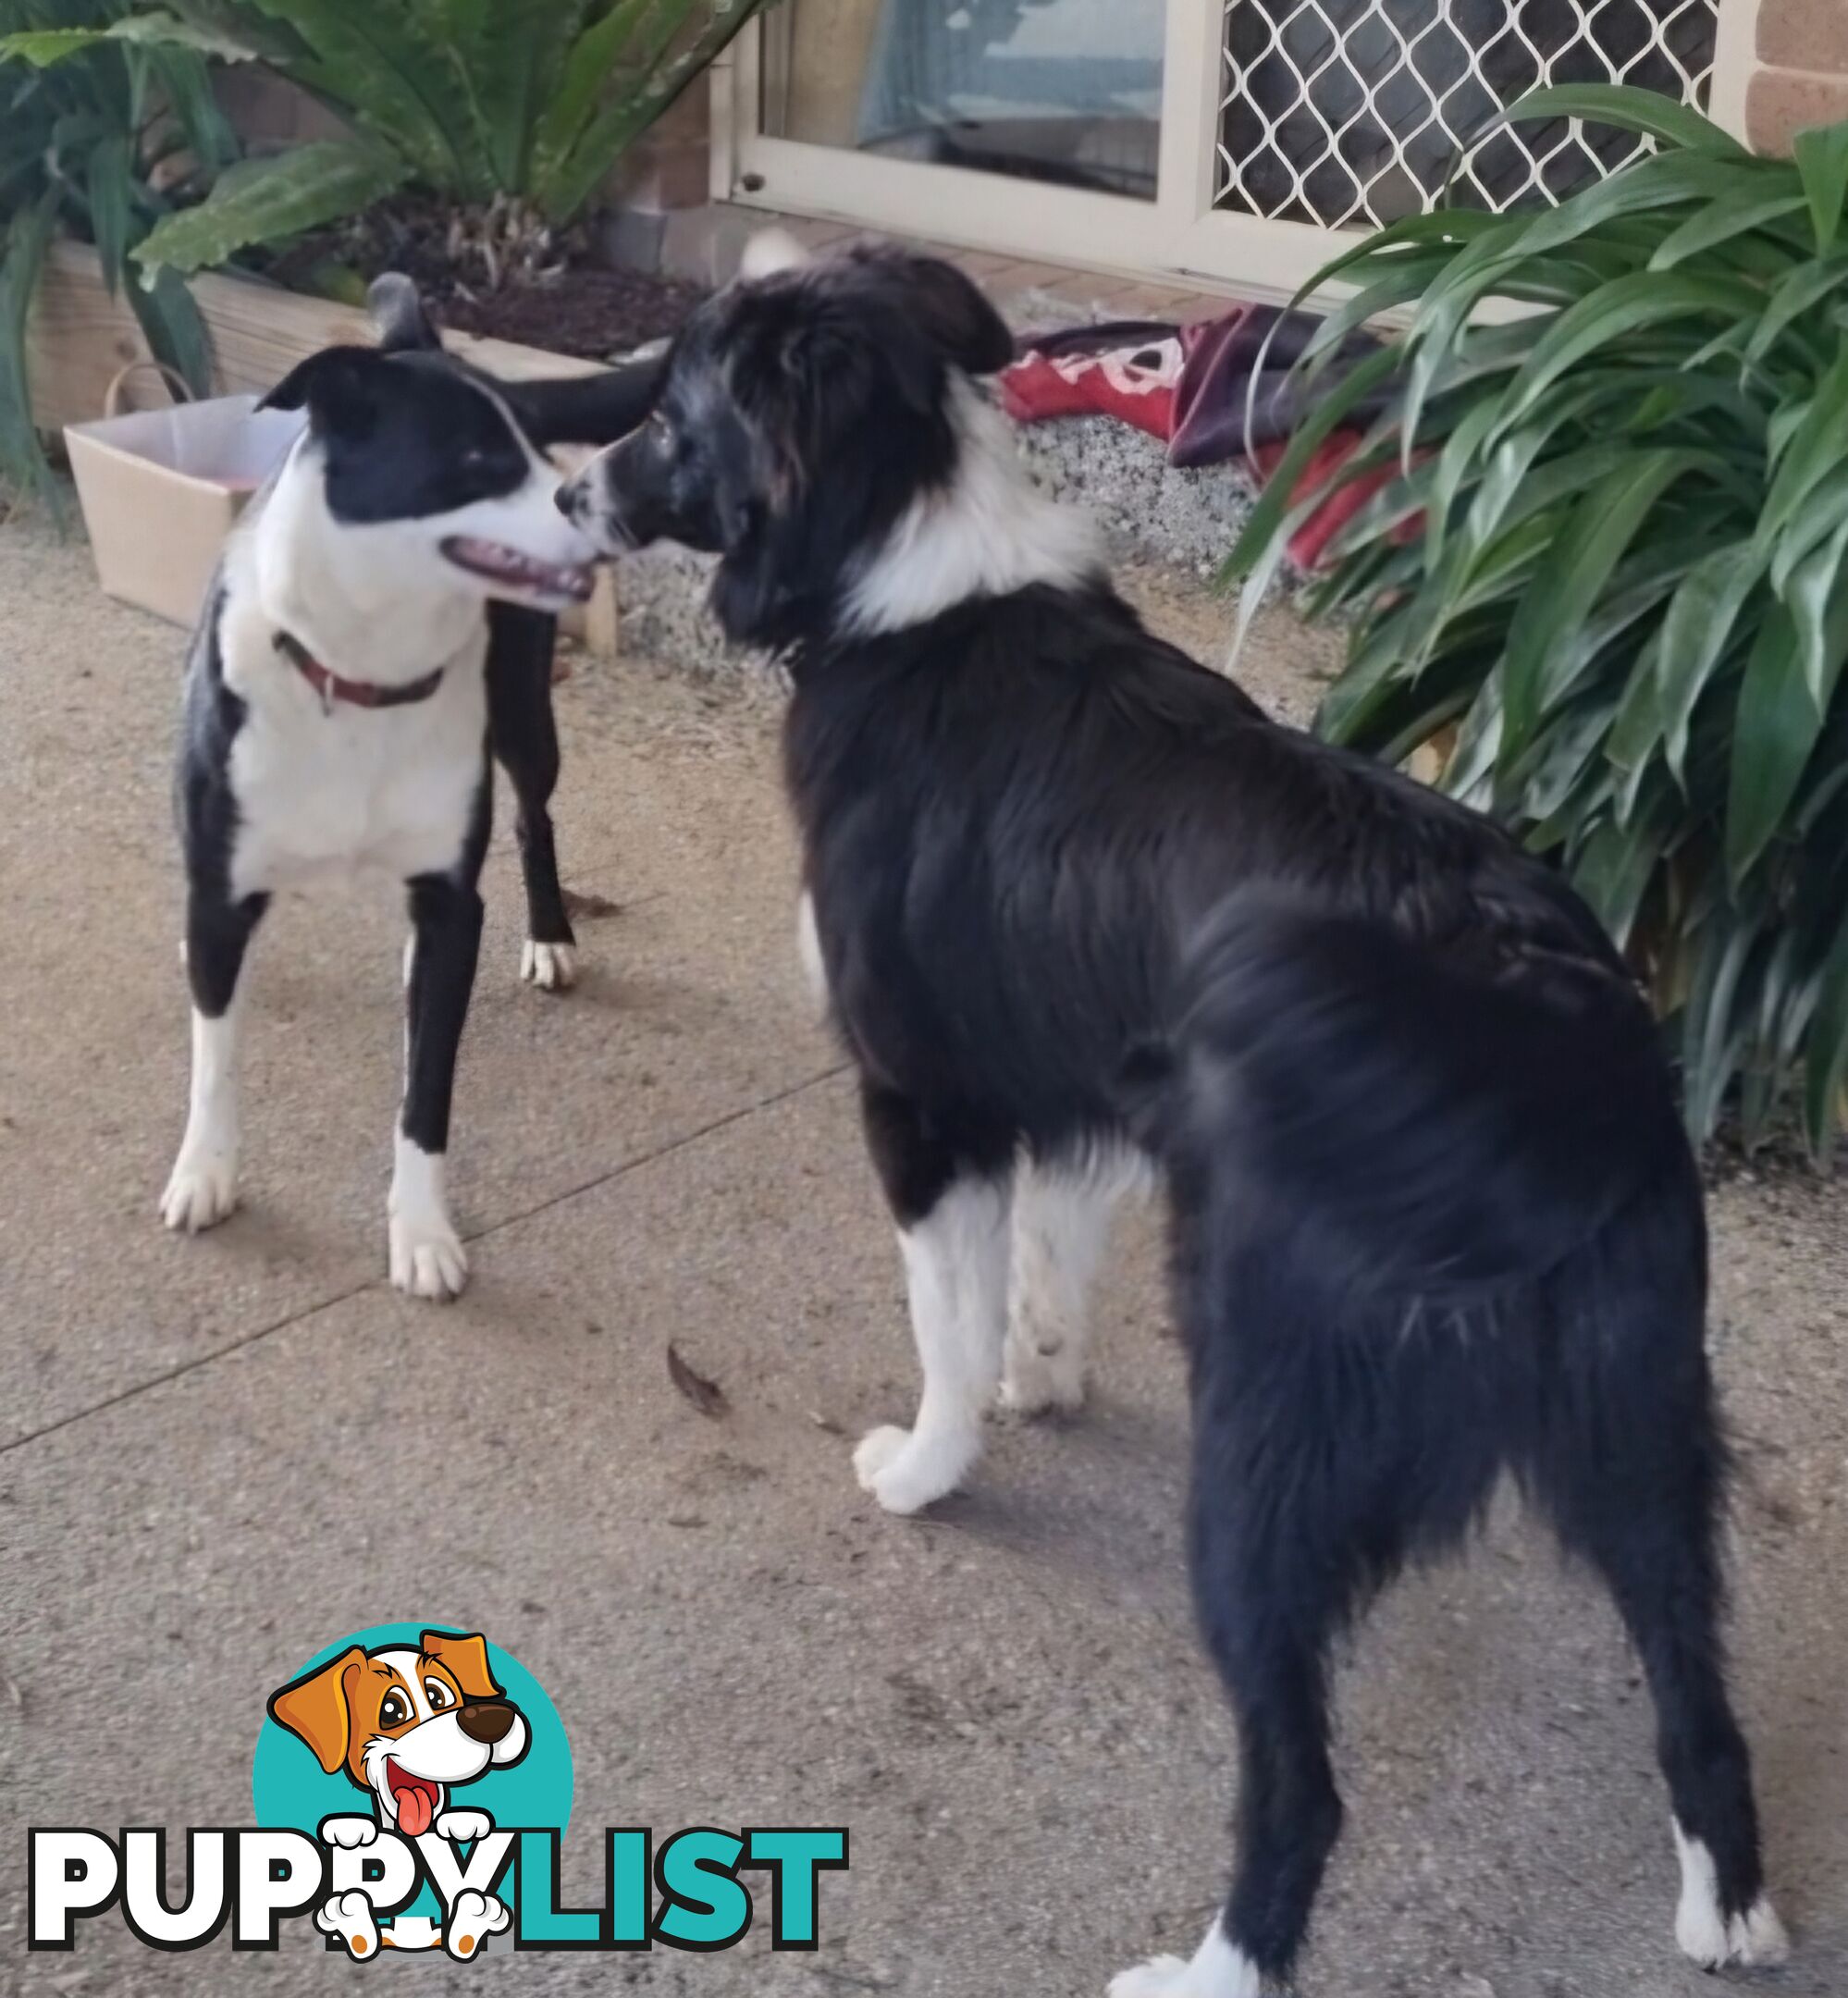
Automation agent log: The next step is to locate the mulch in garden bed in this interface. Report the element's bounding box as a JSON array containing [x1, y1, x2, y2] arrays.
[[267, 196, 709, 362]]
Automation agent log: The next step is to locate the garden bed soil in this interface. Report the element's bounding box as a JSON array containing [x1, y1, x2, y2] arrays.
[[269, 198, 708, 361]]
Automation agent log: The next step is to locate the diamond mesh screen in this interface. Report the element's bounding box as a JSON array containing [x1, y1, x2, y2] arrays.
[[1216, 0, 1718, 230]]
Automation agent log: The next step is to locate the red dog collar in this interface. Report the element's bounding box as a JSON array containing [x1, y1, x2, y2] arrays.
[[276, 631, 445, 710]]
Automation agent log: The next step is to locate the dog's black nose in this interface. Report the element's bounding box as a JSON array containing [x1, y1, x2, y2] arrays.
[[555, 484, 577, 519], [457, 1698, 518, 1745]]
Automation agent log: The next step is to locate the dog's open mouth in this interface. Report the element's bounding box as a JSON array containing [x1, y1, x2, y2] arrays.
[[385, 1759, 443, 1837], [440, 536, 595, 604]]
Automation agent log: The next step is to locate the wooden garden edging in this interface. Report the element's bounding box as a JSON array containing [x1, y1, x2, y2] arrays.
[[25, 241, 621, 655]]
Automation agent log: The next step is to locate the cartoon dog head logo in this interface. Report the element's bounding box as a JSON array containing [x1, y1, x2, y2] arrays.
[[268, 1629, 530, 1842]]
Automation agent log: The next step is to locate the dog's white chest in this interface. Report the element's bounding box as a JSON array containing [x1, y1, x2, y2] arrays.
[[227, 651, 487, 898]]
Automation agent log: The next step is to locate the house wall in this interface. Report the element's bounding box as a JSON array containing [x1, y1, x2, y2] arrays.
[[1714, 0, 1848, 152]]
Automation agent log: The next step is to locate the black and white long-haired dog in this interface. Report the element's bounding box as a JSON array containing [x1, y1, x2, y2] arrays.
[[163, 277, 656, 1298], [556, 242, 1783, 1992]]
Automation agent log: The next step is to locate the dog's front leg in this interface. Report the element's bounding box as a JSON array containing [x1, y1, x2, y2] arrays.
[[161, 886, 267, 1232], [487, 605, 577, 993], [853, 1084, 1014, 1515], [390, 870, 484, 1301]]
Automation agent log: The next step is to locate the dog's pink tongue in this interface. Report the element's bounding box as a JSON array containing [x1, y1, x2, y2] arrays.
[[396, 1786, 434, 1837]]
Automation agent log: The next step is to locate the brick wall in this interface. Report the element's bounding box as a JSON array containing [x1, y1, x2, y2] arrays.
[[1716, 0, 1848, 154]]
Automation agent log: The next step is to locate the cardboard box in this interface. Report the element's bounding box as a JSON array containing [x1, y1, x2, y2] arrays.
[[65, 389, 305, 628]]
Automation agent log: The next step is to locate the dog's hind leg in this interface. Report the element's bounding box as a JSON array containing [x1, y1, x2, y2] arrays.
[[162, 886, 267, 1233], [487, 603, 577, 993], [1001, 1151, 1129, 1417], [391, 869, 486, 1300], [854, 1082, 1015, 1514], [1529, 1220, 1783, 1973]]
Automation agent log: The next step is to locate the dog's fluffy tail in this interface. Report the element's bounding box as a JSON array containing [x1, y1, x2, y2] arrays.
[[1129, 894, 1684, 1304]]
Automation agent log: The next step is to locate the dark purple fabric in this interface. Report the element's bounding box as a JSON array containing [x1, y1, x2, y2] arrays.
[[1168, 305, 1391, 468]]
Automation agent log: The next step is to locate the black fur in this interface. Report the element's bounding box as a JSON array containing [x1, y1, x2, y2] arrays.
[[575, 249, 1774, 1984]]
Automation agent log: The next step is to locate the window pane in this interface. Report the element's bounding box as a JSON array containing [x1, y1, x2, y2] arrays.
[[763, 0, 1166, 202]]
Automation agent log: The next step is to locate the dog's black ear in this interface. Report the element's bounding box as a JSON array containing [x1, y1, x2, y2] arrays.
[[500, 347, 671, 449], [876, 252, 1016, 377], [367, 271, 441, 354], [258, 345, 384, 438]]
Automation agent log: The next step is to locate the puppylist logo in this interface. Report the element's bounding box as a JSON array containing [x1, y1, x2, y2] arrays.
[[31, 1622, 846, 1962]]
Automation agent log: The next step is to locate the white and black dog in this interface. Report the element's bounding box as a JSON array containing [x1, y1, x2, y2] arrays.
[[162, 277, 657, 1297], [555, 244, 1783, 1992]]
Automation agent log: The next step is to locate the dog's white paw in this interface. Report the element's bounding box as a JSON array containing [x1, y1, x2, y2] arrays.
[[435, 1807, 492, 1844], [445, 1888, 511, 1961], [521, 939, 577, 993], [160, 1151, 239, 1233], [315, 1889, 380, 1961], [319, 1815, 380, 1851], [999, 1342, 1086, 1417], [389, 1214, 469, 1301], [852, 1424, 972, 1515], [1677, 1893, 1789, 1971], [1109, 1927, 1263, 1998], [1674, 1824, 1789, 1970]]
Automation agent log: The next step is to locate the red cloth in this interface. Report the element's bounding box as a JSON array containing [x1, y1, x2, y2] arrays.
[[997, 333, 1182, 437], [1000, 308, 1403, 572]]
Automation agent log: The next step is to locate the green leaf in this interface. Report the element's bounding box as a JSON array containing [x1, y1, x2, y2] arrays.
[[1758, 339, 1848, 547], [1649, 192, 1808, 270], [1471, 81, 1749, 159], [128, 260, 213, 397], [1745, 257, 1846, 366], [532, 0, 657, 192], [1727, 603, 1825, 882], [1783, 518, 1848, 713], [1502, 450, 1707, 752], [1497, 271, 1763, 430], [133, 141, 409, 276], [0, 13, 258, 68], [1657, 540, 1766, 779], [240, 0, 491, 193], [0, 186, 61, 510], [85, 131, 132, 298], [1792, 121, 1848, 253], [444, 0, 590, 192], [534, 0, 766, 224]]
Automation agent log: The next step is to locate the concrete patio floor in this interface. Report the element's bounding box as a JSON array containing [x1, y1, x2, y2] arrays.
[[1, 512, 1844, 1998]]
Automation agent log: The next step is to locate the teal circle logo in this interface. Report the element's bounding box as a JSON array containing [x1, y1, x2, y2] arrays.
[[253, 1622, 570, 1958]]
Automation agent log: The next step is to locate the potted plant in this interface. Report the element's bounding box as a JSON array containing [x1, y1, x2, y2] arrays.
[[1227, 84, 1848, 1157], [0, 0, 233, 503]]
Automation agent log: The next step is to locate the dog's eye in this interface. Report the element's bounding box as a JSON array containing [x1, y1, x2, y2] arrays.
[[424, 1679, 453, 1711], [379, 1690, 410, 1727]]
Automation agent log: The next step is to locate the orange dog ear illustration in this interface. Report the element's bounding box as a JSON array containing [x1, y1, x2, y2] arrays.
[[269, 1646, 366, 1773], [422, 1630, 500, 1700]]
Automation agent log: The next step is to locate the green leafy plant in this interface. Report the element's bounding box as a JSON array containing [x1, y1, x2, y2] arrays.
[[1226, 84, 1848, 1157], [0, 0, 229, 502], [96, 0, 779, 285]]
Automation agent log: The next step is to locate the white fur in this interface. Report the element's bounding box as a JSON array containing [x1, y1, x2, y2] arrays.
[[445, 1887, 511, 1961], [1672, 1820, 1788, 1969], [843, 381, 1103, 637], [1002, 1150, 1140, 1415], [320, 1817, 378, 1850], [795, 889, 829, 1018], [739, 227, 813, 281], [315, 1888, 380, 1961], [161, 1002, 245, 1232], [388, 1132, 468, 1301], [435, 1807, 492, 1844], [521, 939, 577, 992], [856, 1177, 1013, 1513], [1110, 1921, 1263, 1998]]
